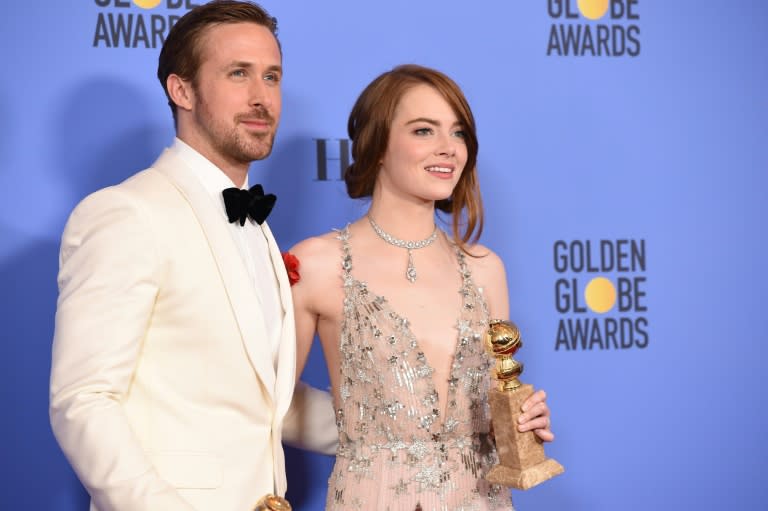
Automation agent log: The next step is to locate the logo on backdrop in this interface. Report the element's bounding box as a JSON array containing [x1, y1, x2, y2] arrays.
[[315, 138, 351, 181], [553, 239, 648, 350], [93, 0, 200, 48], [546, 0, 641, 57]]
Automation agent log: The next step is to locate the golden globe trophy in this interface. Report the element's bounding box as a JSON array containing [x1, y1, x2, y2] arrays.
[[253, 494, 291, 511], [484, 319, 564, 489]]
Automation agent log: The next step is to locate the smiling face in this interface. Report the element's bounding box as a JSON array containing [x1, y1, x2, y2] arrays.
[[177, 22, 282, 173], [376, 84, 469, 205]]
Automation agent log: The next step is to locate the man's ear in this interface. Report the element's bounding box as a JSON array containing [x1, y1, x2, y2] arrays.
[[167, 74, 194, 111]]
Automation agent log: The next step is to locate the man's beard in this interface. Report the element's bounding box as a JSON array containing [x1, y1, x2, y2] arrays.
[[196, 100, 277, 165]]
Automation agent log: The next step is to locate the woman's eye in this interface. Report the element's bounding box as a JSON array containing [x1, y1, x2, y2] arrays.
[[414, 127, 433, 136]]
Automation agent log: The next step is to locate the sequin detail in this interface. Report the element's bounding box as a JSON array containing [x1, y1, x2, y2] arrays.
[[326, 227, 514, 511]]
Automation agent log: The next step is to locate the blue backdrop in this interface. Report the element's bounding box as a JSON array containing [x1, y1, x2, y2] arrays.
[[1, 1, 766, 509]]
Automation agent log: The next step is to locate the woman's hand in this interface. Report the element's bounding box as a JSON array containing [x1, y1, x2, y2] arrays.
[[517, 389, 554, 442]]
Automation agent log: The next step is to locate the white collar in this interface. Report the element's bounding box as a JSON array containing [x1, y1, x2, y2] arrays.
[[170, 138, 250, 200]]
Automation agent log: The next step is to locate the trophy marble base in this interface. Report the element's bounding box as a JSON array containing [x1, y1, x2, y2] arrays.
[[487, 383, 564, 490]]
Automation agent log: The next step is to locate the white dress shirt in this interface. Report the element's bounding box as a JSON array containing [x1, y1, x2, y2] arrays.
[[172, 138, 284, 368]]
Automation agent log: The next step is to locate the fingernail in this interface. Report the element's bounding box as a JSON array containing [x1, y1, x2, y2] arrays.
[[518, 415, 525, 424]]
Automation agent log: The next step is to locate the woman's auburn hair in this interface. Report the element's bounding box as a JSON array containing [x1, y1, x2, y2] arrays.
[[344, 64, 484, 252]]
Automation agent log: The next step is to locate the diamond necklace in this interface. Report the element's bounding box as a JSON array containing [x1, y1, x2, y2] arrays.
[[367, 215, 438, 283]]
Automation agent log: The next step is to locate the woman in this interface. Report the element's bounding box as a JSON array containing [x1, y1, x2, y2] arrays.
[[289, 64, 553, 510]]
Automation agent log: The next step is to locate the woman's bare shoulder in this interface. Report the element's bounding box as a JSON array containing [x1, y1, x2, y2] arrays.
[[290, 230, 342, 258], [462, 243, 510, 317], [463, 243, 506, 280], [288, 230, 346, 287]]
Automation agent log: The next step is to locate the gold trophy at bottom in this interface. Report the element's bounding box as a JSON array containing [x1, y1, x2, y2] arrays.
[[484, 319, 564, 489], [253, 494, 291, 511]]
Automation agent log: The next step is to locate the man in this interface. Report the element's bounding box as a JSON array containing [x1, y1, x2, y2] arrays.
[[49, 2, 336, 510]]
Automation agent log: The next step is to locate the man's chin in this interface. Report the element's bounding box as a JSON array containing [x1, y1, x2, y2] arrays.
[[247, 144, 274, 162], [235, 138, 274, 162]]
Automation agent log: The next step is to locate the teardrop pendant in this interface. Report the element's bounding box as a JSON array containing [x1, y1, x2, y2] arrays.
[[406, 249, 417, 283]]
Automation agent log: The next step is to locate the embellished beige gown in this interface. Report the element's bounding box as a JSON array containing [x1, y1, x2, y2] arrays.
[[326, 228, 514, 511]]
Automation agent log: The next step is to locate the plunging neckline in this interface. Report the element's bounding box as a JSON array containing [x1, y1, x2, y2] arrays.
[[348, 276, 465, 433], [340, 223, 478, 434]]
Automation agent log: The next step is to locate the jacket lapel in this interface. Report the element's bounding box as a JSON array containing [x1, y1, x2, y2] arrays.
[[260, 221, 296, 420], [153, 149, 277, 403]]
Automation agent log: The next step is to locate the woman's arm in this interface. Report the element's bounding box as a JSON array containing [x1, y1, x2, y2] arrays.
[[471, 245, 554, 442]]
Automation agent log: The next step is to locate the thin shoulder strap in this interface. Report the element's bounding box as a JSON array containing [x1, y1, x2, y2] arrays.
[[336, 224, 353, 281], [452, 241, 471, 276], [455, 243, 476, 291]]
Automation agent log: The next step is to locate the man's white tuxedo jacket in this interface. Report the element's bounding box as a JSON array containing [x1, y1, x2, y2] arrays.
[[50, 147, 336, 511]]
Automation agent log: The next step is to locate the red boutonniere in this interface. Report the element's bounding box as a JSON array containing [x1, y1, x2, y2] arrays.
[[282, 251, 301, 286]]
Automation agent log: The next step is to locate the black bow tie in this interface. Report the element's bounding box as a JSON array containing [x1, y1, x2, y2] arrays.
[[222, 184, 276, 226]]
